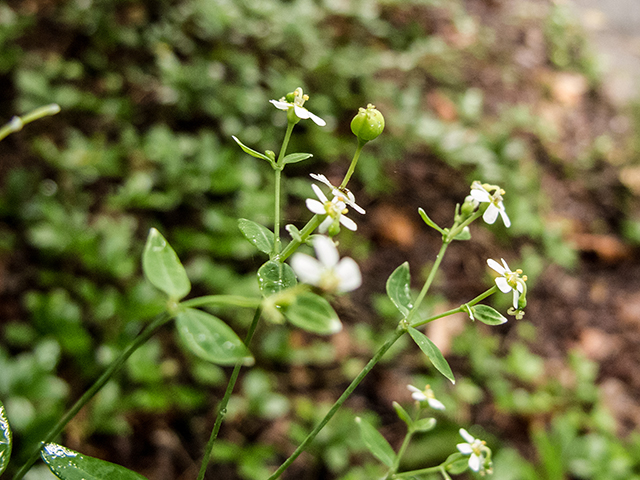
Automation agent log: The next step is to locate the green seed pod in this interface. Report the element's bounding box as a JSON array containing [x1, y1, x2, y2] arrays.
[[350, 104, 385, 142]]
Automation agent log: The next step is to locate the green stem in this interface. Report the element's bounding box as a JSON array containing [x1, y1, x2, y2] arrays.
[[196, 307, 263, 480], [406, 242, 449, 324], [393, 464, 445, 479], [0, 104, 60, 142], [181, 295, 261, 309], [13, 312, 172, 480], [272, 123, 296, 256], [339, 139, 365, 189], [275, 214, 323, 263], [267, 327, 406, 480]]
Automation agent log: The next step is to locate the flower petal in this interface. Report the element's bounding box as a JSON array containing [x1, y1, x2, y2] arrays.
[[306, 199, 326, 215], [318, 216, 332, 233], [334, 257, 362, 292], [311, 183, 328, 203], [339, 215, 357, 231], [470, 189, 491, 203], [495, 277, 512, 294], [307, 111, 326, 126], [468, 453, 481, 472], [313, 236, 339, 267], [294, 104, 311, 119], [457, 443, 473, 455], [512, 289, 519, 309], [499, 207, 511, 227], [459, 428, 475, 443], [482, 204, 499, 224], [487, 258, 506, 274], [270, 99, 290, 110], [290, 253, 323, 286], [310, 173, 333, 189], [428, 397, 446, 410]]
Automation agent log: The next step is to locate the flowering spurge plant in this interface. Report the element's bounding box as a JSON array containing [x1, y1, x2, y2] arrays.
[[0, 90, 528, 480]]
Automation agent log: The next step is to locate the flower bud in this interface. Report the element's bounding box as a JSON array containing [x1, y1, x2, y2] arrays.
[[460, 195, 479, 217], [351, 104, 385, 142]]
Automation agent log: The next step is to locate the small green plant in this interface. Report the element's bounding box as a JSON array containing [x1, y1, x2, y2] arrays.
[[0, 90, 532, 480]]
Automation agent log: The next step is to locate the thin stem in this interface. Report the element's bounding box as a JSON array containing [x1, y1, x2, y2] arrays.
[[181, 295, 261, 309], [406, 242, 449, 324], [13, 312, 173, 480], [393, 464, 445, 479], [267, 327, 406, 480], [339, 139, 365, 189], [196, 307, 263, 480], [272, 123, 296, 256], [0, 104, 60, 142], [275, 214, 323, 263]]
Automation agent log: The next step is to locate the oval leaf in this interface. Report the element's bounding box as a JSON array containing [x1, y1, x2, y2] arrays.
[[282, 152, 313, 165], [472, 305, 507, 326], [257, 260, 297, 297], [0, 401, 12, 475], [238, 219, 274, 255], [41, 443, 148, 480], [408, 327, 455, 384], [386, 262, 413, 317], [283, 292, 342, 335], [413, 417, 437, 432], [142, 228, 191, 300], [355, 417, 396, 468], [175, 308, 253, 366]]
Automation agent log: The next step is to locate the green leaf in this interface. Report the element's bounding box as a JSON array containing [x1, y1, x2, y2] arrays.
[[392, 401, 413, 428], [175, 308, 253, 366], [444, 452, 470, 474], [41, 443, 148, 480], [408, 327, 455, 384], [418, 208, 444, 233], [355, 417, 396, 468], [282, 152, 312, 165], [238, 219, 274, 255], [232, 136, 274, 165], [386, 262, 413, 317], [142, 228, 191, 300], [472, 305, 508, 325], [283, 292, 342, 335], [257, 261, 297, 297], [0, 401, 12, 475], [453, 226, 471, 241], [413, 417, 437, 432]]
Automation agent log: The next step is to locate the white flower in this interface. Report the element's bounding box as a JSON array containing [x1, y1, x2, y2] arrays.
[[306, 183, 358, 233], [407, 384, 445, 410], [270, 87, 326, 126], [290, 236, 362, 293], [310, 173, 365, 214], [470, 181, 511, 228], [457, 428, 491, 474], [487, 258, 527, 310]]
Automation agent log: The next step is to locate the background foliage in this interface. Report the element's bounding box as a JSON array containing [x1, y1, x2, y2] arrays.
[[2, 0, 640, 478]]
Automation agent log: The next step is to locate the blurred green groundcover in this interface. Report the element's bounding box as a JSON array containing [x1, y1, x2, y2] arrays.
[[1, 0, 640, 478]]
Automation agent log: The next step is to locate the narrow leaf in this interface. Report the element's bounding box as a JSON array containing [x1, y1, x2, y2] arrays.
[[175, 308, 253, 366], [355, 417, 396, 468], [472, 304, 507, 325], [232, 136, 273, 164], [392, 401, 413, 428], [142, 228, 191, 300], [386, 262, 413, 317], [41, 443, 148, 480], [282, 152, 313, 165], [283, 292, 342, 335], [418, 207, 444, 233], [238, 219, 274, 255], [0, 401, 12, 475], [257, 260, 297, 297], [408, 327, 455, 384]]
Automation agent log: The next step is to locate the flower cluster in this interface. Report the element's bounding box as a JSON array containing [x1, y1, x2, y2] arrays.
[[306, 173, 365, 235], [469, 181, 511, 228], [407, 384, 445, 411], [270, 87, 326, 126], [290, 235, 361, 293], [487, 258, 527, 319], [457, 428, 493, 475]]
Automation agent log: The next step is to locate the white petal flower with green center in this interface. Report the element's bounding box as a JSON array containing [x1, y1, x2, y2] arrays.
[[310, 173, 365, 215], [270, 87, 326, 126], [457, 428, 492, 474], [470, 181, 511, 228], [290, 236, 362, 293], [306, 184, 358, 233], [407, 384, 445, 410], [487, 258, 527, 310]]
